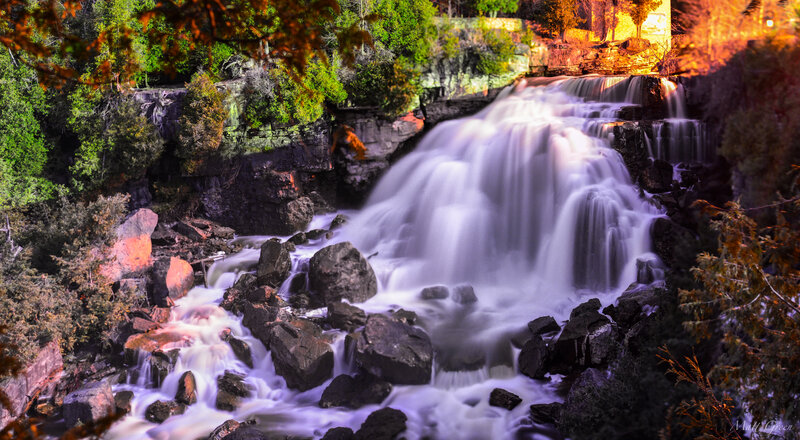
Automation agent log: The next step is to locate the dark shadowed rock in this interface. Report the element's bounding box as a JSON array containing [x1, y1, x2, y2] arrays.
[[131, 317, 160, 333], [145, 400, 186, 424], [640, 159, 673, 193], [175, 371, 197, 405], [452, 284, 477, 305], [278, 196, 315, 235], [519, 335, 549, 379], [528, 316, 560, 336], [354, 407, 407, 440], [240, 302, 285, 349], [208, 419, 241, 440], [288, 232, 307, 246], [319, 374, 392, 409], [63, 381, 115, 427], [322, 427, 354, 440], [651, 217, 698, 270], [220, 273, 257, 314], [306, 229, 327, 240], [489, 388, 522, 410], [391, 309, 417, 326], [328, 302, 367, 332], [150, 256, 194, 304], [216, 371, 251, 411], [220, 425, 270, 440], [329, 214, 348, 230], [420, 285, 449, 300], [549, 299, 612, 375], [353, 314, 433, 385], [226, 336, 254, 368], [529, 402, 562, 425], [257, 240, 292, 287], [269, 321, 334, 391], [309, 242, 377, 304], [150, 349, 180, 386], [114, 390, 134, 415]]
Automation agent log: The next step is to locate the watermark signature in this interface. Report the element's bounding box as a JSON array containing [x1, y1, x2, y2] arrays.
[[734, 420, 788, 436]]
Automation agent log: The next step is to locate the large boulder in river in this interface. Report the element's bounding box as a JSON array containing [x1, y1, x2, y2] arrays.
[[268, 320, 334, 391], [319, 373, 392, 409], [149, 256, 194, 305], [62, 381, 115, 427], [175, 371, 197, 405], [327, 302, 367, 332], [354, 407, 408, 440], [351, 314, 433, 385], [549, 299, 613, 375], [101, 208, 158, 282], [518, 335, 549, 379], [145, 400, 186, 424], [309, 242, 377, 304], [256, 240, 292, 287]]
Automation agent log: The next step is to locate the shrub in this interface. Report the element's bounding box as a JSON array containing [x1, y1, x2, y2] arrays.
[[532, 0, 579, 40], [476, 28, 517, 75], [177, 72, 228, 173], [346, 58, 419, 117], [371, 0, 437, 65], [474, 0, 519, 18]]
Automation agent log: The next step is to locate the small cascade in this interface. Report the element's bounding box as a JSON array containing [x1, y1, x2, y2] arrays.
[[653, 78, 714, 165]]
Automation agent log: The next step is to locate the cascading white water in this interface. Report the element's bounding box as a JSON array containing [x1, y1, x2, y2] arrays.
[[107, 76, 664, 440], [652, 79, 713, 164]]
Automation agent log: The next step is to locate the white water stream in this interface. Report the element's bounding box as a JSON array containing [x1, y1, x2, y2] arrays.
[[107, 76, 694, 440]]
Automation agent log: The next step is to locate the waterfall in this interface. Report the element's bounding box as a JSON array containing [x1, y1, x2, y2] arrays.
[[107, 76, 664, 440], [652, 79, 714, 164]]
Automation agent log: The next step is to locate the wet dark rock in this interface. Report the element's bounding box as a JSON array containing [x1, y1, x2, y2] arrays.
[[114, 390, 134, 415], [175, 371, 197, 405], [354, 407, 407, 440], [528, 316, 560, 336], [329, 214, 348, 230], [220, 425, 270, 440], [391, 309, 417, 326], [451, 284, 477, 305], [420, 285, 449, 300], [306, 229, 327, 240], [131, 317, 160, 333], [319, 373, 392, 409], [278, 197, 315, 235], [256, 240, 292, 287], [489, 388, 522, 410], [174, 220, 209, 241], [519, 335, 549, 379], [635, 256, 665, 285], [269, 321, 334, 391], [150, 256, 194, 304], [150, 349, 180, 386], [241, 302, 285, 348], [209, 419, 241, 440], [288, 274, 307, 294], [145, 400, 186, 424], [352, 314, 433, 385], [288, 232, 308, 246], [226, 336, 254, 368], [327, 302, 367, 332], [221, 274, 256, 314], [529, 402, 562, 425], [549, 299, 611, 375], [322, 427, 354, 440], [651, 217, 698, 270], [309, 242, 377, 304], [216, 371, 251, 411], [244, 285, 282, 305], [151, 223, 180, 246], [640, 159, 673, 193], [63, 381, 115, 427]]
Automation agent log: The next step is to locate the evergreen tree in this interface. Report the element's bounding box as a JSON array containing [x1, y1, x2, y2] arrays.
[[533, 0, 580, 40], [626, 0, 662, 38], [475, 0, 519, 18]]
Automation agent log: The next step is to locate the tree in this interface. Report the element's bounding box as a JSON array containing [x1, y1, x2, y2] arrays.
[[626, 0, 662, 38], [680, 199, 800, 430], [475, 0, 519, 17], [177, 72, 228, 173], [533, 0, 580, 40], [371, 0, 437, 65]]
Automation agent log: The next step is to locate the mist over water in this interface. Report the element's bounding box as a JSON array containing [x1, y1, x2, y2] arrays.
[[108, 76, 679, 440]]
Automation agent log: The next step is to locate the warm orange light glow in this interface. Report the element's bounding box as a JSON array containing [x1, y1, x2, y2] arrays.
[[766, 19, 775, 28]]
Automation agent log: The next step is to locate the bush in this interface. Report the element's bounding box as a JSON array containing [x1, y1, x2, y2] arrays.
[[371, 0, 437, 65], [346, 58, 419, 117], [475, 28, 517, 75], [177, 72, 229, 173], [474, 0, 519, 18]]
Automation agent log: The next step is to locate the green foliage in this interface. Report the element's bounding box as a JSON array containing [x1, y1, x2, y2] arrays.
[[346, 58, 419, 117], [0, 52, 58, 208], [177, 72, 229, 173], [69, 88, 165, 189], [475, 28, 517, 75], [474, 0, 519, 18], [371, 0, 437, 65], [680, 201, 800, 430], [532, 0, 579, 40], [625, 0, 662, 38]]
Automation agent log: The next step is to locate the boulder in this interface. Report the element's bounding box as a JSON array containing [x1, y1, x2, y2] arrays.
[[329, 214, 347, 230], [309, 242, 377, 304], [276, 196, 314, 235], [527, 316, 560, 336], [319, 374, 392, 409], [518, 335, 549, 379], [420, 285, 449, 300], [114, 390, 134, 415], [639, 159, 673, 193], [451, 284, 477, 305], [352, 314, 433, 385], [651, 217, 698, 270], [268, 321, 334, 391], [322, 427, 355, 440], [144, 400, 186, 424], [62, 381, 115, 427], [306, 229, 327, 240], [288, 232, 308, 246], [256, 240, 292, 287], [489, 388, 522, 410], [391, 309, 417, 326], [175, 371, 197, 405], [328, 302, 367, 332], [0, 341, 63, 427], [150, 349, 181, 386], [102, 208, 158, 282], [131, 317, 160, 333], [220, 426, 271, 440], [150, 256, 194, 305], [123, 331, 189, 366], [215, 371, 251, 411], [226, 336, 254, 368], [173, 220, 210, 241], [529, 402, 562, 425], [354, 407, 407, 440], [208, 420, 241, 440], [549, 299, 611, 375]]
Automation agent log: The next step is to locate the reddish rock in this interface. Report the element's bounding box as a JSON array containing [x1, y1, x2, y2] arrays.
[[173, 221, 210, 241], [131, 317, 160, 333], [151, 257, 195, 305], [123, 331, 191, 365], [0, 341, 63, 428], [102, 208, 158, 282]]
